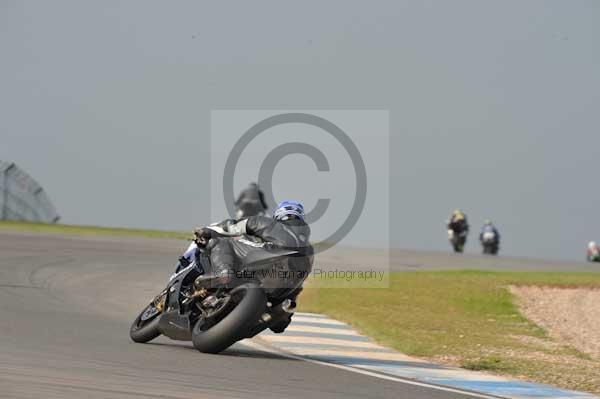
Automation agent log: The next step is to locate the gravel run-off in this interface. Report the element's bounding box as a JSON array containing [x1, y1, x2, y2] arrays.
[[510, 286, 600, 360]]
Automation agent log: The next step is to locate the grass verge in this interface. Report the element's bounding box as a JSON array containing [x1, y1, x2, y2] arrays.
[[0, 220, 190, 240], [298, 270, 600, 394]]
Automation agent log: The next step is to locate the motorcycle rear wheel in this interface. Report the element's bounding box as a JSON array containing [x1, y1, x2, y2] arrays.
[[192, 283, 266, 354]]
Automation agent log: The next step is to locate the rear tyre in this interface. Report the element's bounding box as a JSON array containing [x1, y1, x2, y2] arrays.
[[192, 283, 266, 354], [453, 241, 464, 253], [130, 303, 162, 343], [483, 244, 499, 255]]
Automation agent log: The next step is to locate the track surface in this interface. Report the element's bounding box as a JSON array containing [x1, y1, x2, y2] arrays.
[[0, 231, 593, 399]]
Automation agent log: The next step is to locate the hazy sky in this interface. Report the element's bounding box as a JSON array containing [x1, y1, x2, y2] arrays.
[[2, 1, 599, 260]]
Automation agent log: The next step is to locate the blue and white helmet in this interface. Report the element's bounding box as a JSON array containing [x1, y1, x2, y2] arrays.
[[273, 200, 305, 221]]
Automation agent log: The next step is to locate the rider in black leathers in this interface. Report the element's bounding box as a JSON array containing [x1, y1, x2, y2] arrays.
[[174, 200, 308, 273], [191, 200, 312, 333], [447, 209, 469, 235], [196, 214, 312, 277], [446, 209, 469, 253]]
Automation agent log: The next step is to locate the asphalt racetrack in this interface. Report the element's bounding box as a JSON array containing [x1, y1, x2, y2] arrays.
[[0, 231, 593, 399]]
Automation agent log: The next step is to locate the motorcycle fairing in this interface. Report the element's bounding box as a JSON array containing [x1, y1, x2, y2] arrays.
[[157, 266, 196, 341]]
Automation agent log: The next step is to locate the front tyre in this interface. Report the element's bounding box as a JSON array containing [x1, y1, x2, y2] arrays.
[[130, 302, 162, 343], [192, 283, 266, 354]]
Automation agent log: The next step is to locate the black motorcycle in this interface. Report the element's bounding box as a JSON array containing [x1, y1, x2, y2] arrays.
[[130, 243, 311, 353], [448, 229, 468, 253]]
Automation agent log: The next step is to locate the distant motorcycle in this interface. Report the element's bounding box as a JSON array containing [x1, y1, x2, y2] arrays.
[[481, 230, 500, 255], [587, 242, 600, 262], [130, 243, 310, 353], [235, 200, 266, 219], [448, 229, 467, 253], [235, 183, 268, 218]]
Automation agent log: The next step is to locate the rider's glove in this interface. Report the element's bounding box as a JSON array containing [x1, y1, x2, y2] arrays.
[[193, 227, 212, 247]]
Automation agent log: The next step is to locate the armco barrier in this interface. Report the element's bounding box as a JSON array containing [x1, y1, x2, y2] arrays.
[[0, 161, 60, 223]]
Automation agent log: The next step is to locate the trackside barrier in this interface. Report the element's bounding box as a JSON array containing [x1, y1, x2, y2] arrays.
[[0, 160, 60, 223]]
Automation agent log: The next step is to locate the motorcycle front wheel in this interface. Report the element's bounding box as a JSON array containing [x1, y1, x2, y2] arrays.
[[130, 301, 162, 343]]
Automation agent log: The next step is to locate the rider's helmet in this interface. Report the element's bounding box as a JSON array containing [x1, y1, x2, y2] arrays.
[[274, 200, 305, 221], [484, 219, 493, 226], [452, 209, 465, 221], [589, 241, 597, 250]]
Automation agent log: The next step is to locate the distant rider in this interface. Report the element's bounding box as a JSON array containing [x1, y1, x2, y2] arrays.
[[447, 210, 469, 253], [479, 220, 500, 255], [235, 182, 268, 218], [479, 220, 500, 244], [587, 241, 600, 262], [447, 209, 469, 236]]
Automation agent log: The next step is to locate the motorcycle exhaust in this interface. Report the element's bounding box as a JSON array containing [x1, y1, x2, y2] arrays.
[[261, 313, 272, 323], [259, 299, 296, 325], [281, 299, 296, 313]]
